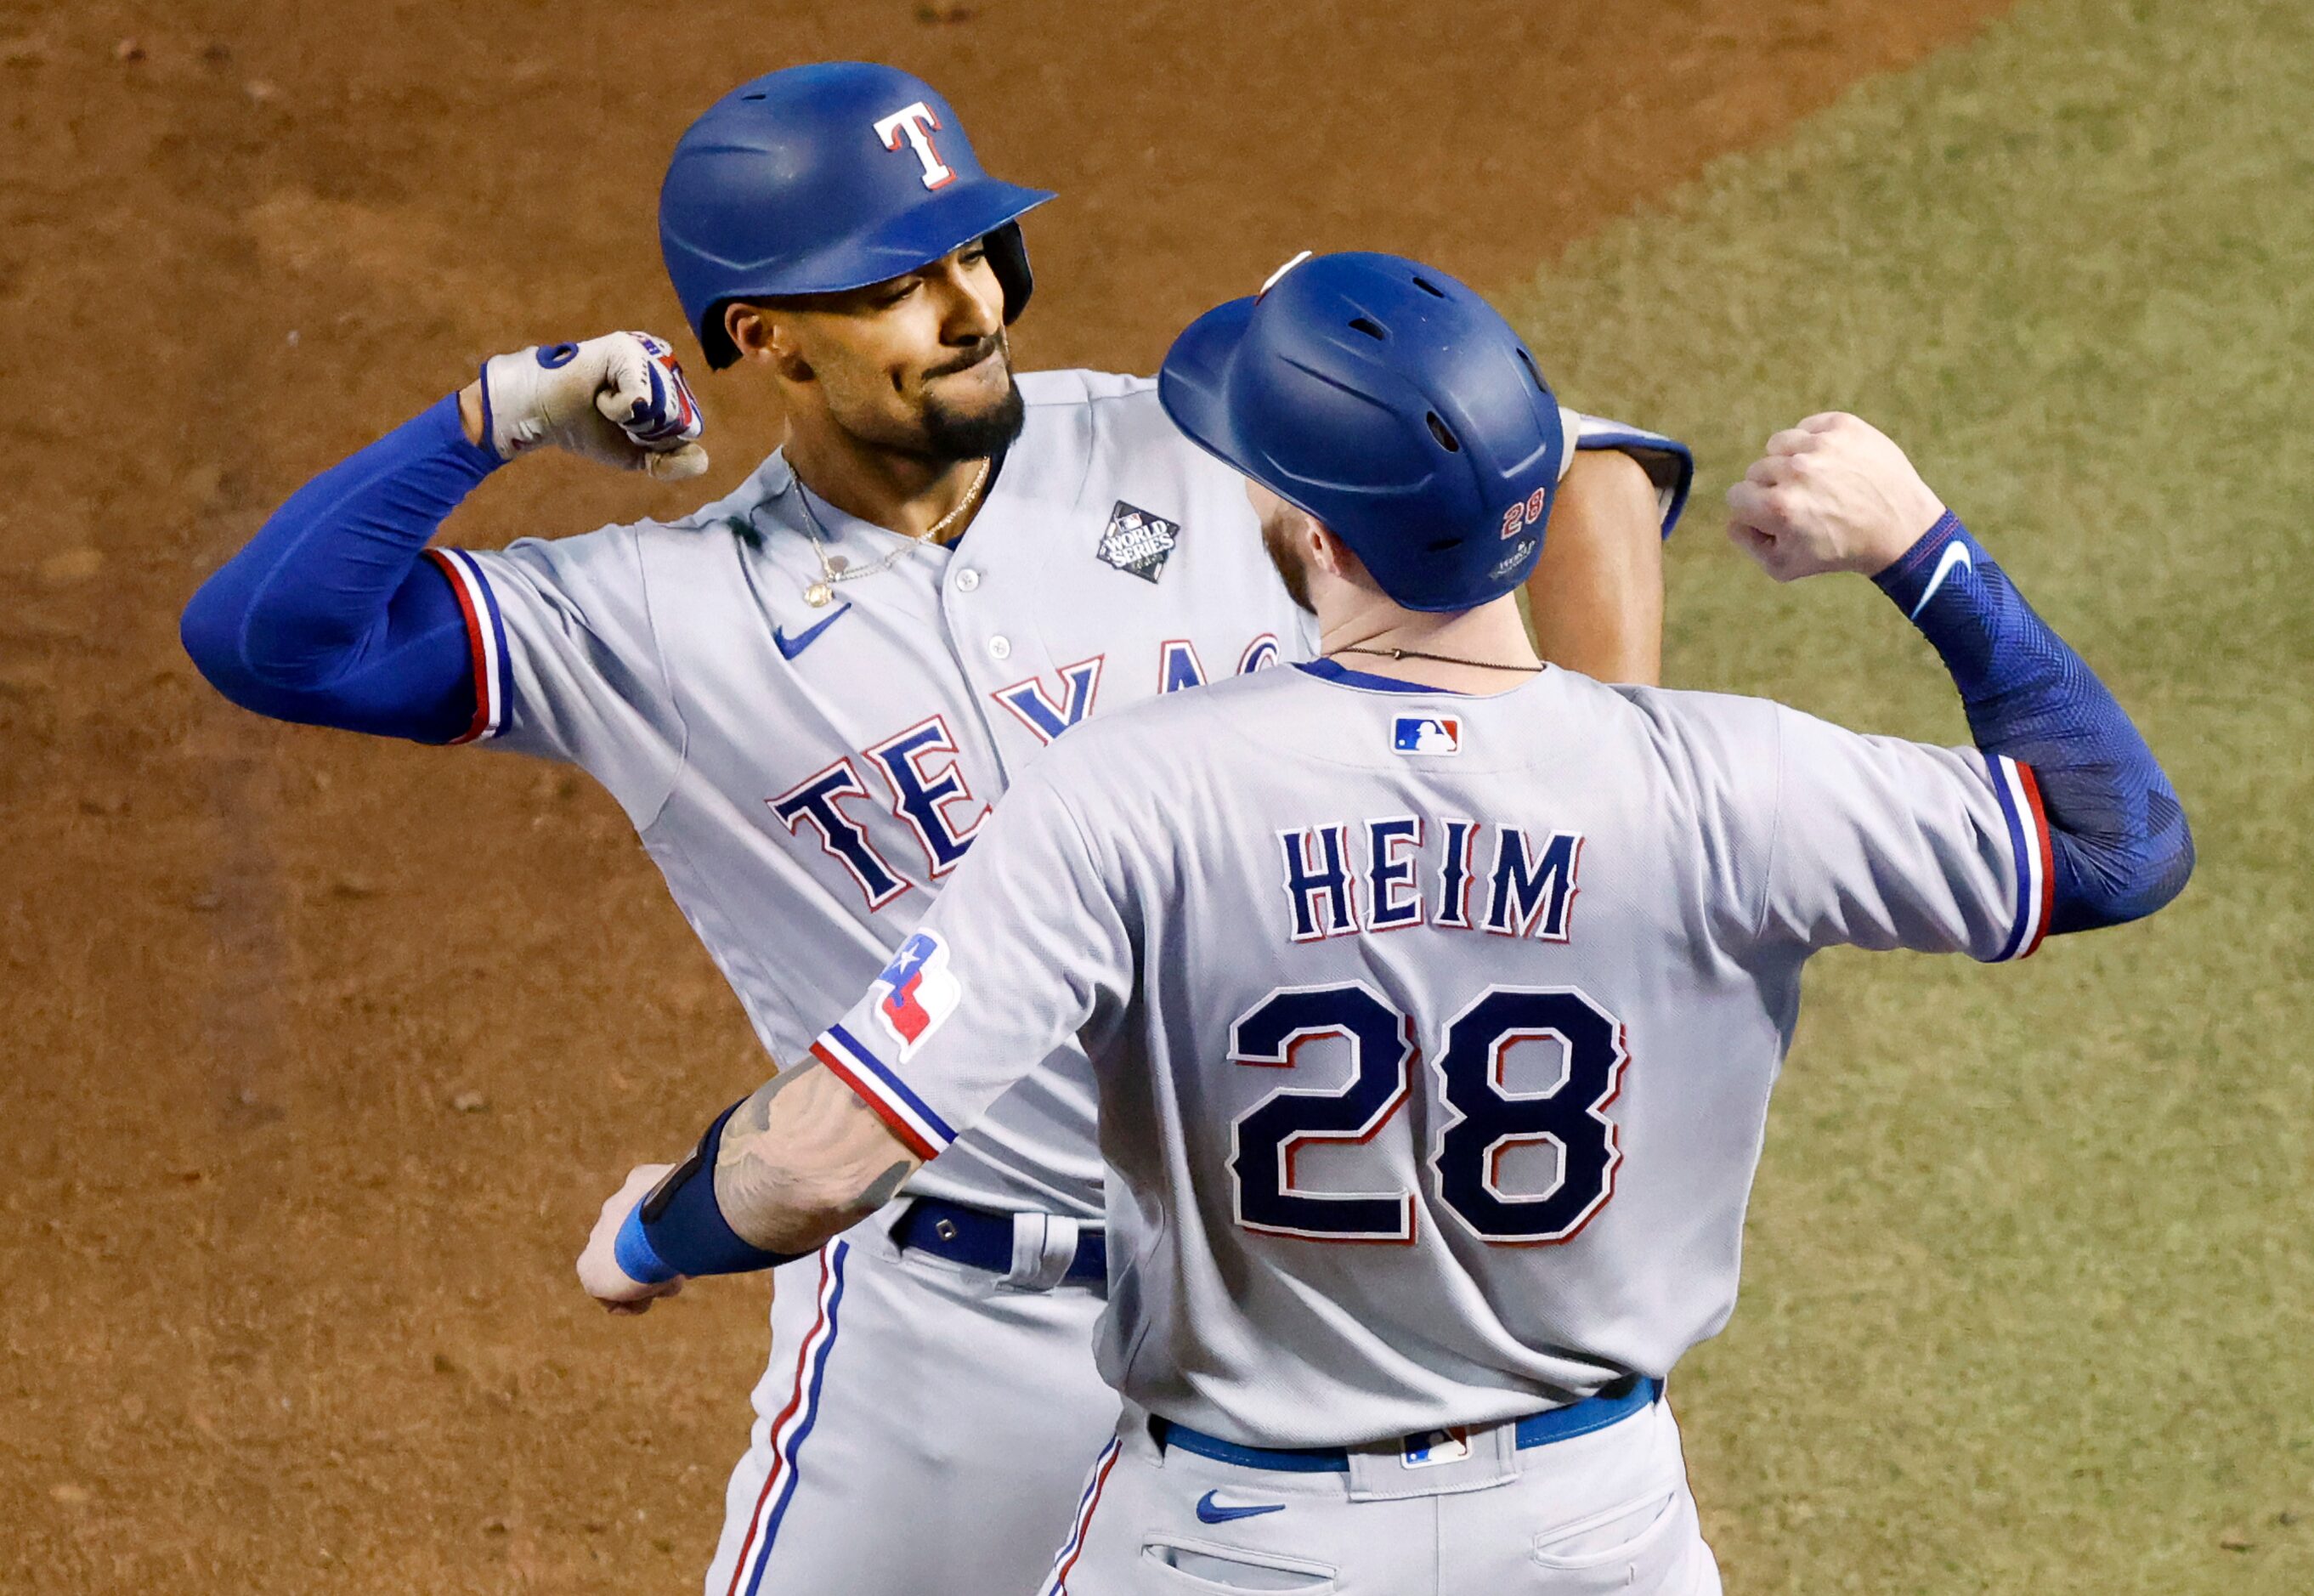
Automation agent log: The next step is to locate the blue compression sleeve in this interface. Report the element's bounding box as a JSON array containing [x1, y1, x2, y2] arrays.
[[1875, 512, 2192, 934], [179, 393, 503, 742]]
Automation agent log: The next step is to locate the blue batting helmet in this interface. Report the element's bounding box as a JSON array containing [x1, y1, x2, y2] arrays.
[[1158, 252, 1567, 613], [659, 63, 1055, 369]]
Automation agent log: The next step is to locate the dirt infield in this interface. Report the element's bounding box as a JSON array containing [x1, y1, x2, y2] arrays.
[[0, 1, 2012, 1589]]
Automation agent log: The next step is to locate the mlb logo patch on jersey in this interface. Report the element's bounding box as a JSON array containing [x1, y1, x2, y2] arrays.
[[1392, 715, 1462, 756], [1096, 501, 1180, 584], [873, 930, 963, 1059]]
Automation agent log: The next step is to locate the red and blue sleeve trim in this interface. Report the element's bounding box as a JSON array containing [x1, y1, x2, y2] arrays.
[[421, 548, 509, 744], [808, 1022, 958, 1162], [1988, 754, 2054, 961]]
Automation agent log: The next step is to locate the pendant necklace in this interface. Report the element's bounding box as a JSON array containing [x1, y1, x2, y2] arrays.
[[795, 458, 991, 608]]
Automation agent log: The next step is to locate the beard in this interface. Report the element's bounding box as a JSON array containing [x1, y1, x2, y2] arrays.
[[1261, 509, 1317, 614], [917, 338, 1027, 461]]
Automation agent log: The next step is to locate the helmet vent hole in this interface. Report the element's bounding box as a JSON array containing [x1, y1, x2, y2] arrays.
[[741, 92, 767, 100], [1426, 537, 1460, 552], [1348, 316, 1387, 341], [1426, 413, 1462, 452], [1412, 275, 1446, 297], [1515, 347, 1546, 392]]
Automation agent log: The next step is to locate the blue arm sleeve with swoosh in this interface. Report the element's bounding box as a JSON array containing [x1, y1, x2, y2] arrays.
[[1873, 512, 2192, 934]]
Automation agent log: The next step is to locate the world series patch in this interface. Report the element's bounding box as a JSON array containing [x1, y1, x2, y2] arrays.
[[1096, 501, 1180, 583]]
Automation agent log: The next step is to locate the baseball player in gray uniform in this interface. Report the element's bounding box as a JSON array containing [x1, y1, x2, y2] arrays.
[[577, 252, 2192, 1593], [182, 65, 1694, 1596]]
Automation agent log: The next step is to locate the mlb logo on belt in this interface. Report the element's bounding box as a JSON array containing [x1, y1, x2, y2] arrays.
[[874, 930, 963, 1058], [1096, 502, 1180, 583], [1401, 1427, 1472, 1468], [1392, 715, 1462, 756]]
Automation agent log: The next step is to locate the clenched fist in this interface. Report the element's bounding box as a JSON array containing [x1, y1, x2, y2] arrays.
[[465, 331, 709, 481], [1725, 412, 1945, 581], [577, 1162, 687, 1316]]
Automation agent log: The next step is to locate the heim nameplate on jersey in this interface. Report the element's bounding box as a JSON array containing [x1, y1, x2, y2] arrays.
[[1279, 815, 1583, 943]]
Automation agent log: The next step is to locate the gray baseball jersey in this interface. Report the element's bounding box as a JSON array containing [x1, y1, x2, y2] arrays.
[[806, 658, 2053, 1446], [428, 370, 1315, 1219]]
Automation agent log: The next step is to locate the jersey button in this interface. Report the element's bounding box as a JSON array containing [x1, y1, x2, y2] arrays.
[[955, 569, 981, 592], [987, 635, 1012, 661]]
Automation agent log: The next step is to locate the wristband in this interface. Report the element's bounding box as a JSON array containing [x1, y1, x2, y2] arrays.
[[622, 1098, 803, 1280], [614, 1204, 680, 1284]]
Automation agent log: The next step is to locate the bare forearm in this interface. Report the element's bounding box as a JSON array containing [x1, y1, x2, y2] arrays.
[[1525, 449, 1665, 686], [711, 1062, 923, 1253], [458, 380, 486, 445]]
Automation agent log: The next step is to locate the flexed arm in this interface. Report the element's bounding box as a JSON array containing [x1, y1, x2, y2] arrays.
[[178, 333, 705, 741], [1727, 413, 2192, 937]]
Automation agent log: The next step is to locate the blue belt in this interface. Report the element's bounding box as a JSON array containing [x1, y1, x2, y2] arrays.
[[890, 1197, 1107, 1286], [1155, 1376, 1661, 1473]]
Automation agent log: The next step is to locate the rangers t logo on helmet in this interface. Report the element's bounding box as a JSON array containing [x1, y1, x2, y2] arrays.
[[874, 101, 957, 190]]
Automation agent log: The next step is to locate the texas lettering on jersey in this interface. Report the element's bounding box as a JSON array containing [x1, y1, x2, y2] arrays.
[[1276, 815, 1584, 943], [776, 629, 1286, 908]]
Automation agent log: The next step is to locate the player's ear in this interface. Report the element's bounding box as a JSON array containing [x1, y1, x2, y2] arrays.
[[1310, 522, 1356, 581], [726, 303, 812, 382]]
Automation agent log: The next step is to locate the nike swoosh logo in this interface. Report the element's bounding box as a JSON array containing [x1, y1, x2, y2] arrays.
[[773, 603, 852, 660], [1909, 539, 1972, 619], [1195, 1491, 1285, 1525]]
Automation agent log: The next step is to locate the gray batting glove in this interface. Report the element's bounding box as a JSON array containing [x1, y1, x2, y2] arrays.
[[478, 331, 709, 480]]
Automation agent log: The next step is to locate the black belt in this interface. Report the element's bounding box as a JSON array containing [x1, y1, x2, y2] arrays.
[[891, 1197, 1107, 1286]]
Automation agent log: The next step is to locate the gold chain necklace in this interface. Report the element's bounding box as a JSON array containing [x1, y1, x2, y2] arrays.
[[795, 458, 991, 608]]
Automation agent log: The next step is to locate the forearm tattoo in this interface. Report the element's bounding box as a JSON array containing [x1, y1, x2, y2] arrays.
[[713, 1062, 925, 1251], [859, 1159, 913, 1210]]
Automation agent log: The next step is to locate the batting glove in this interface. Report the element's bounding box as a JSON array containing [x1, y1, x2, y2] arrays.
[[478, 331, 709, 480]]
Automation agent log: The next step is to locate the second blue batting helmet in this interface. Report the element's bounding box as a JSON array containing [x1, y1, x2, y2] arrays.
[[1158, 252, 1568, 613], [659, 63, 1055, 369]]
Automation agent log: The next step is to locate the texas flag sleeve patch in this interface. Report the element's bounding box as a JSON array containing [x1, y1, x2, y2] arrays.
[[869, 931, 962, 1056]]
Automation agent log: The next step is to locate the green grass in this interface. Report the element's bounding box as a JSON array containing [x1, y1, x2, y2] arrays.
[[1501, 1, 2314, 1590]]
